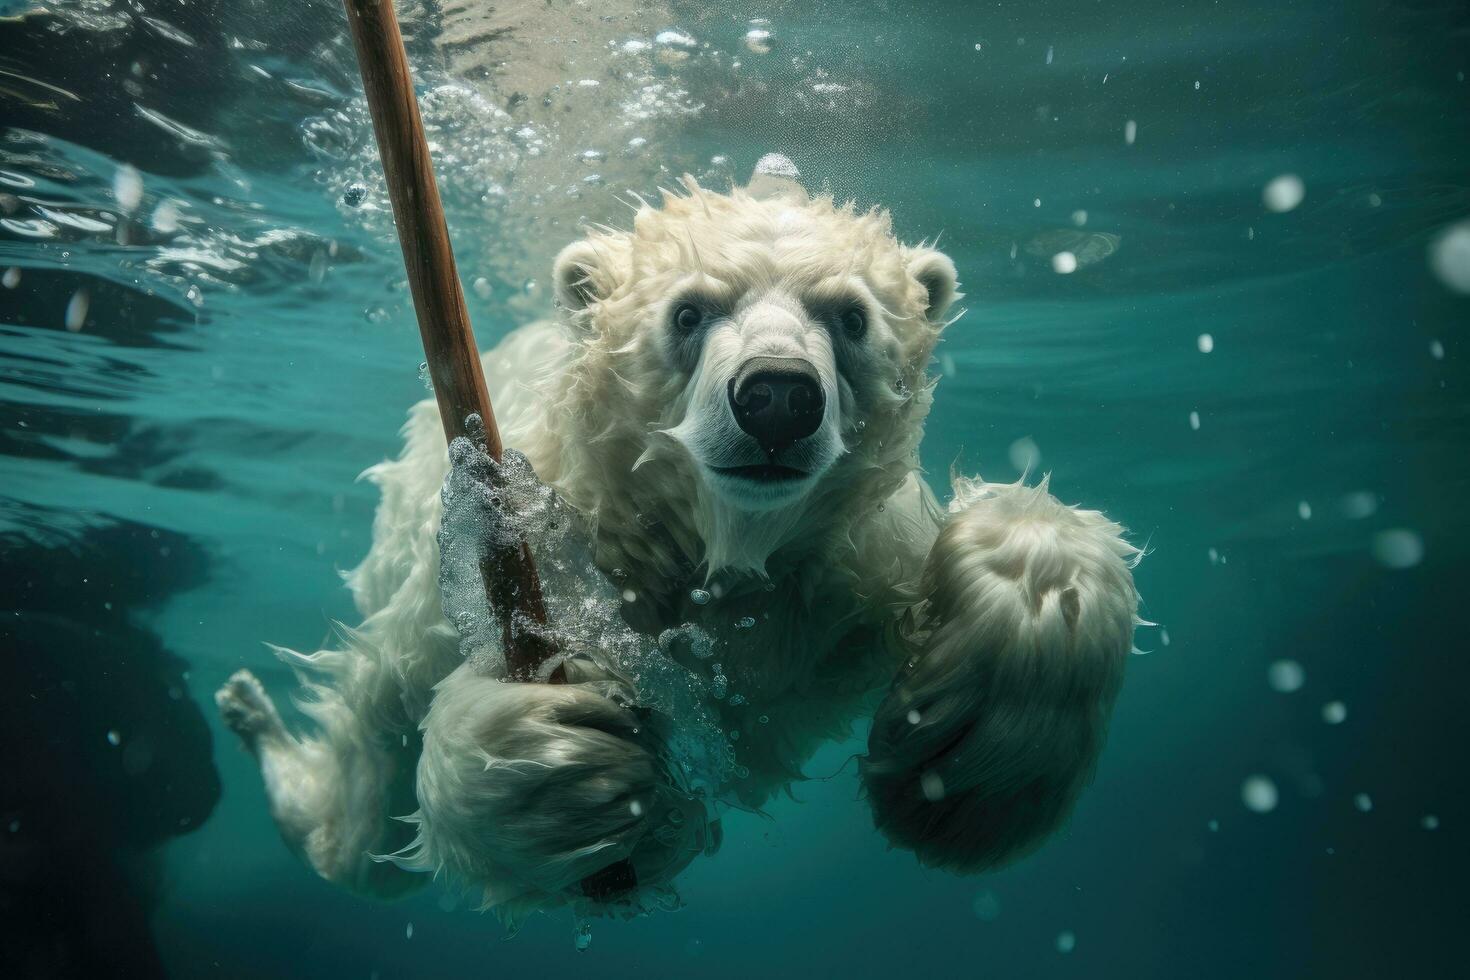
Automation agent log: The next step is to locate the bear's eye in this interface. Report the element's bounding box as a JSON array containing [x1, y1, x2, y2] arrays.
[[839, 307, 866, 339], [673, 303, 703, 332]]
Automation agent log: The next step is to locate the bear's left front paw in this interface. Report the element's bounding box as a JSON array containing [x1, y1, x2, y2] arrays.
[[862, 477, 1139, 872]]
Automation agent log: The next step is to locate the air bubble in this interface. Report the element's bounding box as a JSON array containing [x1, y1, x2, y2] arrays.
[[1008, 436, 1041, 473], [1241, 775, 1279, 813], [113, 164, 143, 211], [1428, 221, 1470, 293], [1263, 174, 1305, 213], [1339, 491, 1378, 519], [65, 289, 89, 332], [690, 588, 711, 605], [1372, 529, 1423, 569], [735, 616, 755, 629], [1267, 659, 1305, 693], [744, 28, 773, 55]]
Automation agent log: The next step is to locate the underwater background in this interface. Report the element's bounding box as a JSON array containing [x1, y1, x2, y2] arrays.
[[1, 0, 1466, 977]]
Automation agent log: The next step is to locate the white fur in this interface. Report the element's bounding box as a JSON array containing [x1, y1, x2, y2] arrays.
[[219, 167, 1140, 919], [862, 475, 1140, 871]]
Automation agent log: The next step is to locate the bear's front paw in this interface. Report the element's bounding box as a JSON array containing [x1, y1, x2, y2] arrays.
[[862, 477, 1139, 872], [399, 664, 710, 917]]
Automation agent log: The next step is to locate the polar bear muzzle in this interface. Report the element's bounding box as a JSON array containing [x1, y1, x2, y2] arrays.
[[727, 355, 825, 454]]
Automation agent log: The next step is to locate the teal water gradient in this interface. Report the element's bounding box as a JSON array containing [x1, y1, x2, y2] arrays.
[[1, 1, 1466, 977]]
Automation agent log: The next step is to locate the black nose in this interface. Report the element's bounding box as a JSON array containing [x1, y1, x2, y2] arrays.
[[729, 356, 825, 454]]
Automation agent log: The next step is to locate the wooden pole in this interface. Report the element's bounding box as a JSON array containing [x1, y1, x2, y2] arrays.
[[340, 0, 558, 683]]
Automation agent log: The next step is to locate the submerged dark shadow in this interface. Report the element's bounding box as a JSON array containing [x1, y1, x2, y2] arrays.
[[0, 517, 220, 979]]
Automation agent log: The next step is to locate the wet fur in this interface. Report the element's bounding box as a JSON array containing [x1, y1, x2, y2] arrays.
[[218, 174, 1139, 917]]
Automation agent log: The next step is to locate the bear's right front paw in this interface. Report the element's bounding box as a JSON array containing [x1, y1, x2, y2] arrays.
[[401, 664, 709, 916]]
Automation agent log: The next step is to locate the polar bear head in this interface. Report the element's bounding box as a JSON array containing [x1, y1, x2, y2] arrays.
[[544, 157, 960, 580]]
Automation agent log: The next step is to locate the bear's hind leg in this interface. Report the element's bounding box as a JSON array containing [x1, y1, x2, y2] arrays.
[[216, 669, 289, 753], [216, 669, 329, 854], [216, 669, 423, 897]]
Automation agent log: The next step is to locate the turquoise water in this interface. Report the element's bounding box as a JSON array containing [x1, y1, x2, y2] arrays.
[[1, 1, 1466, 976]]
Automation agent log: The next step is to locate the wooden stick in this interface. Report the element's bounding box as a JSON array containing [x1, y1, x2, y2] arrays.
[[341, 0, 558, 683]]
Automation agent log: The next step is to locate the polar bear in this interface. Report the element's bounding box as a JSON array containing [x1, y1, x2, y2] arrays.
[[216, 157, 1140, 923]]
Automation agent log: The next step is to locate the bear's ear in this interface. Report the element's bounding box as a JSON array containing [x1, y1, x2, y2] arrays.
[[906, 248, 960, 325], [552, 239, 609, 314]]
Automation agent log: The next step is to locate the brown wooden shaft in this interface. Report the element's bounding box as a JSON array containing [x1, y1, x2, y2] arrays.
[[340, 0, 558, 683]]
